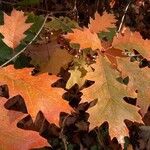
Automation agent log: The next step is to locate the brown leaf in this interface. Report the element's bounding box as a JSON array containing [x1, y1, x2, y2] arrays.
[[27, 41, 73, 75]]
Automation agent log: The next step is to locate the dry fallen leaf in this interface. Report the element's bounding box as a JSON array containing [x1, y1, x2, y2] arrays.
[[103, 48, 126, 67], [0, 65, 71, 125], [64, 27, 102, 50], [117, 57, 150, 115], [0, 98, 48, 150], [82, 54, 142, 142], [89, 11, 116, 33], [27, 40, 73, 75], [0, 9, 32, 49], [112, 28, 150, 60]]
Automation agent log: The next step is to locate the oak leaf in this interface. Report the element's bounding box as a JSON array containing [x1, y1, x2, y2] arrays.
[[117, 57, 150, 115], [89, 12, 116, 33], [0, 98, 48, 150], [45, 16, 78, 32], [66, 66, 89, 89], [112, 28, 150, 60], [0, 65, 71, 125], [27, 40, 73, 75], [81, 54, 142, 142], [103, 48, 126, 67], [66, 48, 125, 90], [0, 9, 32, 49], [64, 28, 102, 50]]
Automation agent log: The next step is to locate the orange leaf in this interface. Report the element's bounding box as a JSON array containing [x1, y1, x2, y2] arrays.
[[64, 28, 102, 50], [89, 12, 116, 33], [0, 9, 32, 49], [103, 48, 126, 67], [0, 65, 71, 125], [0, 98, 48, 150], [112, 28, 150, 60]]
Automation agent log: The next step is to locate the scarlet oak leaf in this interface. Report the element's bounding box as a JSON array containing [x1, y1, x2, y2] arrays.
[[82, 54, 142, 142], [64, 28, 102, 50], [112, 28, 150, 60], [117, 57, 150, 115], [103, 48, 126, 67], [0, 65, 71, 125], [0, 98, 48, 150], [89, 12, 116, 33], [0, 9, 32, 49]]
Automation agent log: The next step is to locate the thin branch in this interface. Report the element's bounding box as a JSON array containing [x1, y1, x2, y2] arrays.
[[0, 14, 48, 68], [96, 0, 100, 10], [117, 1, 131, 35], [0, 0, 71, 15], [59, 115, 70, 150], [73, 0, 79, 22]]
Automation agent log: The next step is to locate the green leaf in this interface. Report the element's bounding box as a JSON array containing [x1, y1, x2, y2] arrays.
[[45, 17, 78, 32], [26, 13, 44, 34], [98, 28, 116, 41], [14, 54, 31, 69], [17, 0, 40, 6], [0, 39, 12, 61]]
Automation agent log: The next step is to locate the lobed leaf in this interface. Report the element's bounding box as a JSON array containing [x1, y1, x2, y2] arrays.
[[0, 98, 48, 150], [0, 9, 32, 49], [64, 28, 102, 50], [117, 57, 150, 115], [81, 54, 142, 142], [0, 65, 72, 125], [112, 28, 150, 60], [89, 12, 117, 33]]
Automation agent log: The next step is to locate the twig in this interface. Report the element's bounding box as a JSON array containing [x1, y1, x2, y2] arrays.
[[94, 129, 104, 148], [117, 1, 131, 35], [0, 14, 48, 68], [96, 0, 100, 10], [73, 0, 79, 22], [59, 114, 70, 150], [0, 0, 71, 14]]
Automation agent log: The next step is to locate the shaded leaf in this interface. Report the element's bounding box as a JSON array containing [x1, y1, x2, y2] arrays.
[[0, 98, 48, 150], [27, 40, 73, 75], [17, 0, 40, 6], [45, 16, 78, 32]]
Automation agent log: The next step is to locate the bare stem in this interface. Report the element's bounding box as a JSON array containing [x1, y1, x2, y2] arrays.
[[59, 115, 70, 150], [0, 14, 48, 68], [117, 1, 131, 35]]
